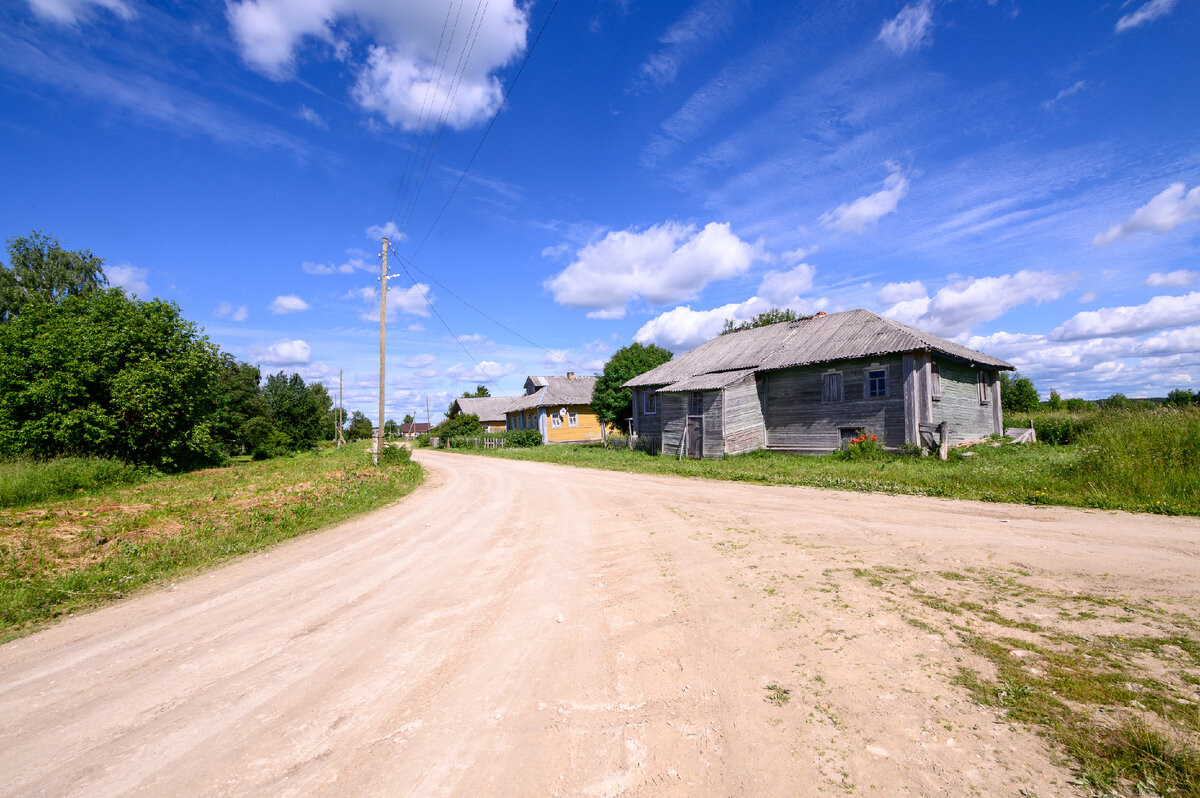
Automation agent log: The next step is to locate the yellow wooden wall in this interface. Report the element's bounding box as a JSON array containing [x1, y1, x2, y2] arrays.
[[546, 404, 606, 443]]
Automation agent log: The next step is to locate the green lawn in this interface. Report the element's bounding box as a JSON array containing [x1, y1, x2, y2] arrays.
[[0, 445, 423, 641]]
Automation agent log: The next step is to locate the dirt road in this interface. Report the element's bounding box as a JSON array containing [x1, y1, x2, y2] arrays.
[[1, 451, 1197, 797]]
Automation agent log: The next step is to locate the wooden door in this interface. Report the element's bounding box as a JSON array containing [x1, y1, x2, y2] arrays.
[[686, 416, 703, 458]]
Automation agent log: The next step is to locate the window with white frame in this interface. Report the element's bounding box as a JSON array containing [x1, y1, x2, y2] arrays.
[[822, 372, 843, 402], [930, 362, 942, 401], [977, 371, 989, 404], [551, 412, 562, 428], [568, 410, 578, 427], [643, 389, 657, 415], [865, 367, 888, 399]]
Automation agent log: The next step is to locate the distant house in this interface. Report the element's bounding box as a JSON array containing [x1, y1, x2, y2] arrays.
[[623, 308, 1013, 458], [399, 422, 430, 439], [449, 396, 516, 432], [504, 373, 611, 444]]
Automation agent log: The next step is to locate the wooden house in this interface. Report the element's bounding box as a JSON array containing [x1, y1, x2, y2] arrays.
[[504, 373, 610, 444], [623, 308, 1013, 458], [399, 422, 430, 439], [450, 396, 518, 432]]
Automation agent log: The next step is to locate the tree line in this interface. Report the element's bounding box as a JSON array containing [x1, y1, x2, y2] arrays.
[[0, 231, 374, 470]]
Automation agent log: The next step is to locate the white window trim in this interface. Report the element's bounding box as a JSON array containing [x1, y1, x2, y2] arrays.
[[568, 410, 578, 427], [643, 389, 657, 415], [550, 413, 562, 429], [863, 366, 888, 399]]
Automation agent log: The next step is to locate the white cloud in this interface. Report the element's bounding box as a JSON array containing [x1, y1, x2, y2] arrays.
[[633, 297, 770, 351], [270, 294, 310, 314], [226, 0, 528, 130], [106, 263, 149, 296], [633, 0, 740, 91], [214, 301, 250, 321], [757, 262, 815, 306], [876, 280, 926, 306], [542, 348, 570, 366], [297, 104, 327, 128], [819, 165, 908, 234], [1079, 292, 1098, 304], [353, 282, 433, 321], [1052, 292, 1200, 340], [456, 333, 487, 344], [545, 221, 764, 318], [303, 259, 360, 275], [1093, 182, 1200, 246], [1040, 80, 1087, 111], [1144, 269, 1199, 288], [1116, 0, 1178, 32], [540, 243, 570, 260], [366, 221, 402, 242], [445, 360, 515, 382], [884, 270, 1077, 337], [26, 0, 133, 25], [877, 1, 933, 56], [401, 353, 436, 368], [248, 338, 312, 366], [406, 323, 426, 332]]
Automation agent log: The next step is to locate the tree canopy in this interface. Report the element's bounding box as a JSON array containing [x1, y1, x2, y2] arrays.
[[1, 231, 106, 321], [345, 411, 374, 440], [721, 308, 806, 335], [591, 342, 673, 429], [1000, 372, 1040, 414]]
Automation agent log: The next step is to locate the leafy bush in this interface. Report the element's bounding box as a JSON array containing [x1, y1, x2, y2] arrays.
[[1007, 412, 1094, 445], [378, 444, 411, 465], [0, 457, 150, 508], [837, 430, 885, 460], [506, 429, 542, 447], [414, 432, 431, 447]]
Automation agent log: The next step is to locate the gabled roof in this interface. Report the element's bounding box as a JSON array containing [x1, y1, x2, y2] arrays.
[[452, 395, 520, 422], [625, 308, 1013, 390], [510, 375, 598, 410], [400, 422, 430, 434]]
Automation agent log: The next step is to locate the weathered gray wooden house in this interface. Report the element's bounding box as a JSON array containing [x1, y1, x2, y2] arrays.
[[623, 308, 1013, 458]]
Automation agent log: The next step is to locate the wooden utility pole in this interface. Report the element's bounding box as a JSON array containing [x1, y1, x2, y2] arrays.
[[336, 369, 344, 449], [425, 395, 430, 428], [375, 237, 388, 466]]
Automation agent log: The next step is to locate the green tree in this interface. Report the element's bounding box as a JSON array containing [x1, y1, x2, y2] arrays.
[[345, 411, 374, 440], [1102, 392, 1133, 410], [591, 342, 674, 430], [210, 354, 269, 456], [0, 288, 223, 469], [1064, 397, 1088, 412], [430, 412, 483, 439], [262, 372, 322, 451], [402, 413, 415, 425], [1, 231, 107, 321], [1046, 389, 1063, 411], [1000, 372, 1040, 413], [721, 308, 804, 335], [384, 419, 399, 437], [1165, 388, 1197, 407], [464, 385, 490, 398]]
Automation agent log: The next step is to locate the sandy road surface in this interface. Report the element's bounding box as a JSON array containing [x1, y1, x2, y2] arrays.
[[1, 451, 1198, 797]]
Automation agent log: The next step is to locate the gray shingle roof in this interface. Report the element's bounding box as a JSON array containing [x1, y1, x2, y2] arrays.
[[499, 375, 600, 413], [625, 309, 1013, 390], [452, 395, 520, 422]]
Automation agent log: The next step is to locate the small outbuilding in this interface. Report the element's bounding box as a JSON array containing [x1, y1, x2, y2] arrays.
[[623, 308, 1014, 457]]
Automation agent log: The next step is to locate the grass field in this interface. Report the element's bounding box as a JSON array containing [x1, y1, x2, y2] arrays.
[[450, 407, 1200, 516], [0, 445, 422, 641]]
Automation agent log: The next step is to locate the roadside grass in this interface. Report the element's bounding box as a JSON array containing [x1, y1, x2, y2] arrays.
[[0, 445, 422, 641], [852, 566, 1200, 797], [0, 457, 152, 508], [454, 432, 1198, 515]]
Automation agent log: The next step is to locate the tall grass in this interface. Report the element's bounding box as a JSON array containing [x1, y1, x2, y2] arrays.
[[0, 458, 150, 508], [1074, 407, 1200, 511]]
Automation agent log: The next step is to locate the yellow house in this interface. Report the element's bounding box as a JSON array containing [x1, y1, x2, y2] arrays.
[[504, 373, 611, 444]]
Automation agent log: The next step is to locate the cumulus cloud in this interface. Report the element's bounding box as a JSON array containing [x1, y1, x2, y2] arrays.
[[1093, 182, 1200, 246], [401, 353, 436, 368], [1144, 270, 1198, 288], [876, 280, 926, 306], [214, 301, 250, 321], [352, 282, 433, 321], [270, 294, 310, 314], [1052, 292, 1200, 340], [819, 165, 908, 234], [883, 270, 1077, 337], [248, 338, 312, 365], [633, 297, 770, 351], [757, 262, 815, 306], [226, 0, 528, 130], [1115, 0, 1177, 32], [445, 360, 514, 382], [545, 221, 764, 318], [106, 263, 149, 296], [26, 0, 133, 24], [877, 1, 933, 55]]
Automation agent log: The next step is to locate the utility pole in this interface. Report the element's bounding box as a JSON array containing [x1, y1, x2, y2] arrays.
[[375, 237, 389, 466], [336, 369, 344, 449], [425, 395, 430, 428]]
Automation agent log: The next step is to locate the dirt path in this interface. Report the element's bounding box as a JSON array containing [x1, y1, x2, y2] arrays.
[[1, 451, 1197, 797]]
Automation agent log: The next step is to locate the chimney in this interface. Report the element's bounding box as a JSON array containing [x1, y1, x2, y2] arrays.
[[815, 311, 827, 317], [566, 371, 575, 380]]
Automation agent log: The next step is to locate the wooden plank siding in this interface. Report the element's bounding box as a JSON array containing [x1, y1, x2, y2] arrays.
[[929, 359, 1000, 445], [545, 404, 607, 443], [763, 356, 906, 450], [659, 393, 689, 456], [699, 390, 724, 459], [722, 374, 764, 455], [633, 388, 662, 437]]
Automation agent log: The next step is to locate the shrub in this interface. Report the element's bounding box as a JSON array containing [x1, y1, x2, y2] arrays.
[[1007, 412, 1094, 445], [378, 444, 411, 465], [414, 433, 431, 448], [603, 434, 630, 451], [506, 429, 542, 447], [837, 430, 885, 460]]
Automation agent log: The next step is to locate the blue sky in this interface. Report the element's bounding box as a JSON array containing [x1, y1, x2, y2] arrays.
[[2, 0, 1198, 422]]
